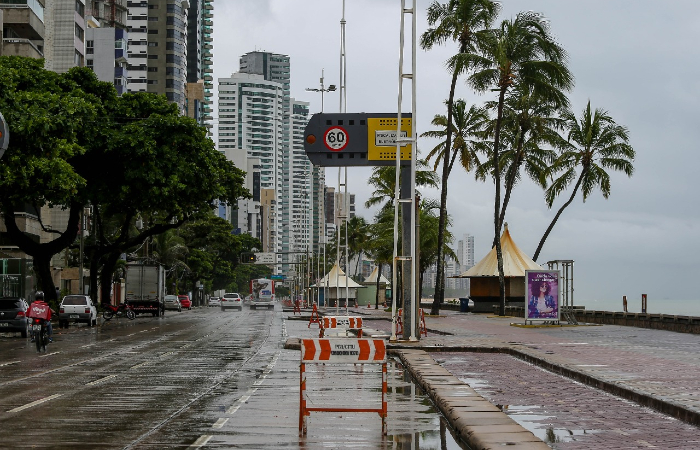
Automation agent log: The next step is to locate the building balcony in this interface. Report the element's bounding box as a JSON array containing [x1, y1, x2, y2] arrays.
[[2, 38, 43, 58], [1, 6, 45, 40], [203, 75, 213, 82], [203, 66, 213, 74]]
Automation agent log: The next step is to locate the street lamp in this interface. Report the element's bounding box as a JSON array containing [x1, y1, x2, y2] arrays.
[[305, 69, 336, 113]]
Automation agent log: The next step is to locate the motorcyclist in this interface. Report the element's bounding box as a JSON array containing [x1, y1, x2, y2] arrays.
[[28, 291, 53, 343]]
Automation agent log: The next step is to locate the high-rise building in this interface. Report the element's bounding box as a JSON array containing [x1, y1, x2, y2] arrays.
[[126, 0, 189, 111], [85, 1, 128, 95], [44, 0, 86, 72], [185, 0, 213, 127], [218, 71, 285, 264]]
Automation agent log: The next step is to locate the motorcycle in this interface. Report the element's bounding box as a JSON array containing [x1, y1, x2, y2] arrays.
[[32, 318, 49, 353], [102, 302, 135, 321]]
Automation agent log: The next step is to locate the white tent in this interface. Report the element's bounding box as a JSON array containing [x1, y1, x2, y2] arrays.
[[458, 224, 542, 278], [313, 263, 363, 302], [364, 266, 390, 285]]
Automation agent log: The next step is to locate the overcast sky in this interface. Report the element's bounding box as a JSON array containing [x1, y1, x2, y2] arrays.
[[213, 0, 700, 305]]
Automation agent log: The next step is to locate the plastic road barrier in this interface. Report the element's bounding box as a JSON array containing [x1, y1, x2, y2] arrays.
[[300, 338, 387, 435], [318, 316, 363, 338]]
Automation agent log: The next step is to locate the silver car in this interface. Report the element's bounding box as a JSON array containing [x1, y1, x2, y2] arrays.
[[164, 295, 182, 312], [208, 297, 220, 307], [221, 293, 243, 311]]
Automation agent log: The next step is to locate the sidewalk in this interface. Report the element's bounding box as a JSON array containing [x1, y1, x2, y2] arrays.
[[293, 305, 700, 447]]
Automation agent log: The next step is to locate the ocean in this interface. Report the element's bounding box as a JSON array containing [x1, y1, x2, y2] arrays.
[[577, 298, 700, 317]]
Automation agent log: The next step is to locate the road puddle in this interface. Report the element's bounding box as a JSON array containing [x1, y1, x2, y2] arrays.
[[496, 404, 600, 445]]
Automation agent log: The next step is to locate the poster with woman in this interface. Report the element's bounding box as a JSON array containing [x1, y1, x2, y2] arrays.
[[525, 270, 560, 321]]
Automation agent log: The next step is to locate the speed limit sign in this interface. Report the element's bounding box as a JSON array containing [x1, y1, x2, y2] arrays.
[[324, 126, 349, 152]]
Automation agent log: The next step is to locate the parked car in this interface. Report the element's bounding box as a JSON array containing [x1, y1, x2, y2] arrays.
[[221, 293, 243, 311], [208, 297, 221, 307], [164, 295, 182, 312], [58, 295, 97, 328], [178, 295, 192, 310], [0, 297, 29, 337]]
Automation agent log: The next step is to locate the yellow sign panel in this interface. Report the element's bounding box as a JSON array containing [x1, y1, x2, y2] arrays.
[[367, 117, 412, 161]]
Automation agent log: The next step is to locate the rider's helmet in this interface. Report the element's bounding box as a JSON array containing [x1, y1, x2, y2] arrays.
[[35, 291, 44, 301]]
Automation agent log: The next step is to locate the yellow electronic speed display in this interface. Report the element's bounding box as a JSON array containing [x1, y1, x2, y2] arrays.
[[367, 117, 412, 161]]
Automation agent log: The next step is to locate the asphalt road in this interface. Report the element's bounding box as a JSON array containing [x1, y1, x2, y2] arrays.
[[0, 306, 467, 449]]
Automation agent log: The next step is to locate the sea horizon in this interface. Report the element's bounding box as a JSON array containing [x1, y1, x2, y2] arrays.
[[577, 298, 700, 317]]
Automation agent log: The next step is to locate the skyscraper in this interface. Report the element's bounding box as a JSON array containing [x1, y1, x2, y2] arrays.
[[126, 0, 189, 111], [44, 0, 86, 73], [185, 0, 213, 127]]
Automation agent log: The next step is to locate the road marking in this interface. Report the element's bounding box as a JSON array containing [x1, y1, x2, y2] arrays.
[[86, 375, 118, 386], [0, 361, 20, 367], [211, 418, 228, 429], [39, 351, 61, 358], [80, 344, 95, 348], [226, 391, 256, 414], [188, 435, 212, 449], [130, 361, 151, 370], [7, 394, 62, 413]]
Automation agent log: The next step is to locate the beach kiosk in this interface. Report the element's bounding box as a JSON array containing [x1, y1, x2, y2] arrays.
[[313, 263, 364, 307], [357, 266, 390, 307], [456, 224, 543, 313]]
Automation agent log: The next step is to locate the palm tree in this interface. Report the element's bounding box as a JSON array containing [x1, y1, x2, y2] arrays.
[[533, 101, 635, 261], [367, 208, 396, 309], [365, 160, 439, 212], [420, 0, 500, 318], [479, 83, 568, 236], [468, 11, 573, 315], [417, 198, 457, 303], [340, 215, 370, 277]]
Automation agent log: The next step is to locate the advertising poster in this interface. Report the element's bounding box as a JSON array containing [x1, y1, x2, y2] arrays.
[[525, 270, 560, 321]]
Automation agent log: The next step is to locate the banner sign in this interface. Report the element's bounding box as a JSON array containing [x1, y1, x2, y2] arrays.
[[525, 270, 560, 321]]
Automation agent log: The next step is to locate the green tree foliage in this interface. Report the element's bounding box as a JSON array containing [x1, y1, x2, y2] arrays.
[[533, 101, 634, 261], [0, 56, 248, 302], [468, 11, 573, 315], [420, 0, 500, 315]]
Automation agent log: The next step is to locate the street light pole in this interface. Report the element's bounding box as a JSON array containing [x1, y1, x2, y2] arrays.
[[305, 69, 337, 113]]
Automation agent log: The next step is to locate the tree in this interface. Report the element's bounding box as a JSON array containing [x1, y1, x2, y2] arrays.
[[533, 101, 635, 261], [468, 11, 573, 315], [364, 160, 439, 211], [0, 57, 108, 302], [421, 99, 489, 315], [416, 198, 457, 303], [367, 208, 395, 309], [479, 83, 568, 236], [420, 0, 500, 318]]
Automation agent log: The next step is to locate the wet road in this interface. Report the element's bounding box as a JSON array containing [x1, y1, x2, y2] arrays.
[[0, 306, 467, 449]]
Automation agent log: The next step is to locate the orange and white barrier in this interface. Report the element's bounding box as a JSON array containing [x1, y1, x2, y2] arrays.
[[307, 304, 321, 328], [300, 338, 387, 435], [319, 316, 363, 338]]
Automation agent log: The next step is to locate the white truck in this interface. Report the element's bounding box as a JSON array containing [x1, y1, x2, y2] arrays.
[[125, 264, 165, 316], [249, 278, 275, 310]]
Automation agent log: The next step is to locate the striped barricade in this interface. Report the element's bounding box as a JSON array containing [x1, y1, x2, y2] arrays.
[[300, 338, 387, 435], [318, 316, 363, 338]]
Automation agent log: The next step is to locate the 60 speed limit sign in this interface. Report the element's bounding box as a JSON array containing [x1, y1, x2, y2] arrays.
[[324, 126, 349, 152]]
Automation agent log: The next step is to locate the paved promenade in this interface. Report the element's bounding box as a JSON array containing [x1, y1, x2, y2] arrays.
[[301, 305, 700, 448]]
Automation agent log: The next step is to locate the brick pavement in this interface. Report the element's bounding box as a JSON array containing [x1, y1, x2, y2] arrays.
[[340, 306, 700, 448]]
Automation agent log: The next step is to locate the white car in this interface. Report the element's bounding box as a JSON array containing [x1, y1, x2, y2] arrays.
[[58, 295, 97, 328], [208, 297, 221, 307], [164, 295, 182, 312], [221, 293, 243, 311]]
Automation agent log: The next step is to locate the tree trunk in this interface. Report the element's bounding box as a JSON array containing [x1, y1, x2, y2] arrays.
[[431, 56, 461, 317], [493, 87, 507, 316], [375, 263, 382, 309], [533, 170, 586, 261]]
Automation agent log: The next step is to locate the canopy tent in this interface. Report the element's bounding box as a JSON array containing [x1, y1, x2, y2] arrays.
[[364, 266, 390, 285], [457, 224, 542, 278], [312, 263, 363, 306], [456, 224, 543, 312]]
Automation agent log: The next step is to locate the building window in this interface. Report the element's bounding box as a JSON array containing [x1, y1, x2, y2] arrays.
[[74, 50, 84, 67], [148, 42, 158, 47], [86, 59, 93, 68], [75, 24, 84, 41], [75, 0, 84, 17], [147, 67, 158, 72]]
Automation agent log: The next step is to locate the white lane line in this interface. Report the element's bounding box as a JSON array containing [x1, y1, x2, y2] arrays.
[[226, 391, 256, 415], [0, 361, 20, 367], [86, 375, 118, 386], [188, 435, 212, 449], [80, 344, 95, 348], [211, 418, 228, 429], [38, 352, 61, 358], [7, 394, 62, 413], [130, 361, 151, 370]]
